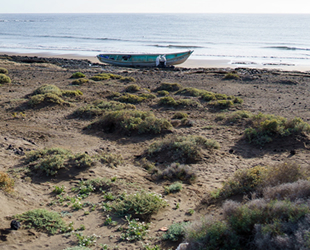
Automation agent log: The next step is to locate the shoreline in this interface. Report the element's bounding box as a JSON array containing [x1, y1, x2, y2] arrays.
[[1, 51, 310, 72]]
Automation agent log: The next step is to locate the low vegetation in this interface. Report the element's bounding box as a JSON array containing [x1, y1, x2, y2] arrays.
[[111, 190, 167, 219], [0, 67, 8, 74], [88, 110, 173, 135], [183, 161, 310, 249], [115, 93, 155, 104], [156, 163, 197, 183], [244, 113, 310, 145], [155, 82, 182, 92], [72, 78, 89, 85], [158, 96, 201, 108], [0, 73, 11, 84], [73, 100, 136, 119], [0, 171, 15, 192], [148, 135, 220, 163], [172, 112, 188, 119], [70, 72, 86, 79], [208, 162, 304, 200], [25, 148, 95, 176], [90, 73, 135, 82], [162, 221, 189, 242], [13, 209, 69, 235], [223, 72, 240, 80], [29, 84, 82, 107], [164, 182, 183, 194], [125, 84, 141, 92]]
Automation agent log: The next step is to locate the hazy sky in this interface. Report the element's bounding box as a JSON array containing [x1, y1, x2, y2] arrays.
[[1, 0, 309, 14]]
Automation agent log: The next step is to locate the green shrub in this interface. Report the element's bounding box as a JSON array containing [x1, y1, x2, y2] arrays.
[[210, 165, 268, 199], [74, 233, 99, 247], [13, 209, 68, 234], [261, 162, 304, 188], [157, 90, 169, 96], [232, 96, 244, 104], [0, 73, 11, 84], [97, 153, 123, 168], [61, 90, 83, 97], [177, 99, 201, 107], [244, 113, 310, 145], [159, 97, 201, 108], [78, 178, 112, 193], [71, 72, 86, 79], [70, 153, 94, 168], [209, 162, 304, 200], [0, 67, 8, 74], [172, 112, 188, 119], [223, 72, 240, 80], [159, 96, 178, 106], [209, 100, 234, 109], [25, 148, 95, 176], [214, 93, 228, 100], [73, 100, 135, 119], [201, 92, 217, 102], [125, 84, 141, 92], [72, 78, 89, 85], [120, 76, 136, 82], [185, 217, 240, 250], [33, 84, 62, 96], [163, 221, 189, 241], [116, 93, 147, 104], [90, 73, 111, 81], [111, 190, 167, 219], [176, 87, 207, 97], [64, 247, 91, 250], [148, 135, 220, 163], [164, 182, 183, 194], [158, 163, 197, 183], [120, 215, 149, 241], [28, 93, 65, 107], [226, 110, 252, 123], [156, 82, 182, 92], [0, 171, 14, 192], [139, 93, 157, 100], [89, 110, 172, 135], [29, 84, 82, 106], [224, 199, 310, 236], [90, 73, 135, 82]]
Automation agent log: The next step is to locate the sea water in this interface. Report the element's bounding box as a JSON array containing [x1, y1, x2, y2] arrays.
[[0, 13, 310, 67]]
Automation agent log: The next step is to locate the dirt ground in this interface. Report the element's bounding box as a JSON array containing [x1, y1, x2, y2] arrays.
[[0, 56, 310, 250]]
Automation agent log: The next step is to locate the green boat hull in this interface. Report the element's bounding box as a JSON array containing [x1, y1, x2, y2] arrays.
[[97, 50, 193, 67]]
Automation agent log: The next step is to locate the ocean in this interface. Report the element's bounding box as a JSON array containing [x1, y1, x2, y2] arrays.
[[0, 13, 310, 67]]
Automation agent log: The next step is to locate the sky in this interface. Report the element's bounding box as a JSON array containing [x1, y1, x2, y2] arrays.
[[1, 0, 309, 14]]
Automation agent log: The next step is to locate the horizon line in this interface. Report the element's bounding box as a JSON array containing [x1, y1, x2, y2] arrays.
[[1, 12, 310, 14]]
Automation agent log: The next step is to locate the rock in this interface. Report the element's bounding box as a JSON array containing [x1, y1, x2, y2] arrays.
[[10, 220, 21, 230]]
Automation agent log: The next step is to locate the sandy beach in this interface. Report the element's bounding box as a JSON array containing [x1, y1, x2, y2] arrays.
[[2, 51, 310, 72], [1, 53, 310, 249]]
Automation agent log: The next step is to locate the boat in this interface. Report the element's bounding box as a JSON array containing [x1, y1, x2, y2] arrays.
[[97, 50, 193, 67]]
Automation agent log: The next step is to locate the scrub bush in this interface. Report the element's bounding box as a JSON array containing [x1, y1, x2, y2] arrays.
[[0, 67, 8, 74], [0, 73, 11, 84], [13, 209, 68, 235], [0, 171, 14, 192], [244, 113, 310, 146], [111, 190, 167, 218], [70, 72, 85, 79], [89, 110, 172, 135], [73, 100, 135, 119], [148, 135, 220, 163], [155, 82, 182, 92]]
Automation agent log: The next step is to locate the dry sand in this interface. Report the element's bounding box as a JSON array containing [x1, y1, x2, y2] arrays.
[[0, 54, 310, 250]]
